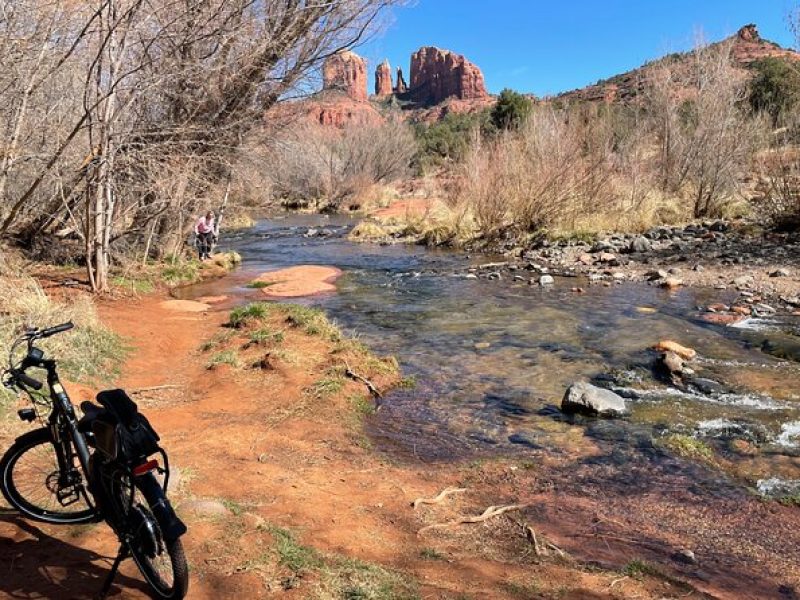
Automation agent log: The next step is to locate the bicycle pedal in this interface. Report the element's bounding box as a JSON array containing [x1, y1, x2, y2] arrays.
[[56, 487, 80, 506]]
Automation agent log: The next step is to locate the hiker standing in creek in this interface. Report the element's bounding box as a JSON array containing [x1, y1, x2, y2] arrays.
[[194, 211, 216, 260]]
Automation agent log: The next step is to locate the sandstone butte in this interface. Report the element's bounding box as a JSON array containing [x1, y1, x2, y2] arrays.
[[272, 51, 382, 128], [408, 46, 488, 105], [375, 59, 393, 96], [395, 66, 408, 93], [322, 50, 368, 102]]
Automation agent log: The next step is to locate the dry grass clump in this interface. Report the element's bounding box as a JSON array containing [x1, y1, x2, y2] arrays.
[[0, 275, 123, 399], [349, 200, 478, 246]]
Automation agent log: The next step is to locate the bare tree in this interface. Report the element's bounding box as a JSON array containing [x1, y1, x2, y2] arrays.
[[0, 0, 403, 291], [644, 40, 757, 217]]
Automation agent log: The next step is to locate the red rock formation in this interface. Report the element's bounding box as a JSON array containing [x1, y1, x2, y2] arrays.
[[375, 60, 393, 96], [268, 91, 384, 129], [558, 23, 800, 105], [395, 67, 408, 94], [737, 23, 759, 43], [409, 47, 488, 105], [412, 97, 495, 124], [322, 51, 367, 102], [731, 24, 800, 65], [304, 96, 384, 127]]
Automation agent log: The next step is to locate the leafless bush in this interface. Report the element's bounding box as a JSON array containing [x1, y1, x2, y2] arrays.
[[644, 41, 760, 218], [755, 124, 800, 228], [262, 119, 416, 209], [454, 106, 617, 235]]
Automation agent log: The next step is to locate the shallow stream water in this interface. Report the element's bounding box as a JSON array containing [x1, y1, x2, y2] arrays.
[[182, 214, 800, 493]]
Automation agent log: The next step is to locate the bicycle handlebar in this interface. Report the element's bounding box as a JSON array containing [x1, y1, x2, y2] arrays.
[[36, 322, 74, 339], [3, 321, 74, 391]]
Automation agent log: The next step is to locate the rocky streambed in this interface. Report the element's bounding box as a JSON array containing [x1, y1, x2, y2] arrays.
[[472, 219, 800, 313]]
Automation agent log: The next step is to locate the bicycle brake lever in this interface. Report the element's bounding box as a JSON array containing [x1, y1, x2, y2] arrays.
[[2, 371, 16, 390]]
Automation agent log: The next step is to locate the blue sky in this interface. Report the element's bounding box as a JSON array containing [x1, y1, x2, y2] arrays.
[[359, 0, 798, 96]]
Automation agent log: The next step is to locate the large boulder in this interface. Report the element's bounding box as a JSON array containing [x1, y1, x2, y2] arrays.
[[561, 382, 629, 418]]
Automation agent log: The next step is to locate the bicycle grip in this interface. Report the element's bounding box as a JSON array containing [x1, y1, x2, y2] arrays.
[[17, 371, 43, 391], [40, 321, 74, 338]]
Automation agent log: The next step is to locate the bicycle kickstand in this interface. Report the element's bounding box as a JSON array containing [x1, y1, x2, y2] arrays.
[[98, 543, 129, 599]]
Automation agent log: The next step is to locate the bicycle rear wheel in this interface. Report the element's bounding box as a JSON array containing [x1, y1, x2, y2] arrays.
[[0, 428, 98, 524]]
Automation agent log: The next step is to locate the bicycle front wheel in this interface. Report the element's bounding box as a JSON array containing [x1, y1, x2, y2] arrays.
[[0, 428, 98, 524], [95, 464, 189, 599]]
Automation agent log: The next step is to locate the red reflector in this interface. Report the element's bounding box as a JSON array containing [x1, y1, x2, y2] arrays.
[[133, 459, 159, 476]]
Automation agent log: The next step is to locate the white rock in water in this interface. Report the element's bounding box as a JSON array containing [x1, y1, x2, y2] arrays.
[[561, 382, 629, 418], [539, 275, 555, 286]]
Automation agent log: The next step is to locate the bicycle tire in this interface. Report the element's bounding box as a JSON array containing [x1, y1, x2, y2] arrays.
[[95, 463, 189, 599], [0, 428, 98, 524]]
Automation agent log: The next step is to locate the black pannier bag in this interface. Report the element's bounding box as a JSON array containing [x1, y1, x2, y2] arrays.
[[92, 389, 161, 462]]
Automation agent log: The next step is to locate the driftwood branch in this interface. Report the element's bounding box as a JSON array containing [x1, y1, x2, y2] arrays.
[[344, 361, 382, 399], [418, 504, 529, 535], [412, 487, 468, 509], [522, 522, 566, 558]]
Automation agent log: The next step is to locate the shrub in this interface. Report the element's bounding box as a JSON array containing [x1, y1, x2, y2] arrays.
[[454, 106, 616, 235], [644, 41, 760, 218], [413, 110, 493, 170], [490, 88, 533, 130], [749, 58, 800, 125]]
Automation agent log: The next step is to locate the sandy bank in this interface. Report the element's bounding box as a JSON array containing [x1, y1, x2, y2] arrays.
[[252, 264, 342, 297]]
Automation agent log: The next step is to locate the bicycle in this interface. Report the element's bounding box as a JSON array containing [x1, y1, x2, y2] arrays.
[[0, 321, 189, 599]]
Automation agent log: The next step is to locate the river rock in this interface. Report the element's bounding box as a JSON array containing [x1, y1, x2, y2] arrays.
[[646, 269, 669, 281], [770, 268, 790, 278], [561, 382, 629, 418], [733, 275, 754, 288], [701, 312, 746, 326], [598, 252, 617, 264], [753, 303, 776, 315], [660, 351, 685, 376], [661, 277, 683, 289], [673, 548, 697, 565], [653, 340, 697, 360], [630, 236, 652, 253], [688, 377, 725, 395], [577, 253, 594, 265], [539, 275, 555, 286]]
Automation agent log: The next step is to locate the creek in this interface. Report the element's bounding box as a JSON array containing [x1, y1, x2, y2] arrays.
[[181, 214, 800, 496]]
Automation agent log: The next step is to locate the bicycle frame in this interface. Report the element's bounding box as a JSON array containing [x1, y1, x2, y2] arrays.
[[41, 360, 92, 475]]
